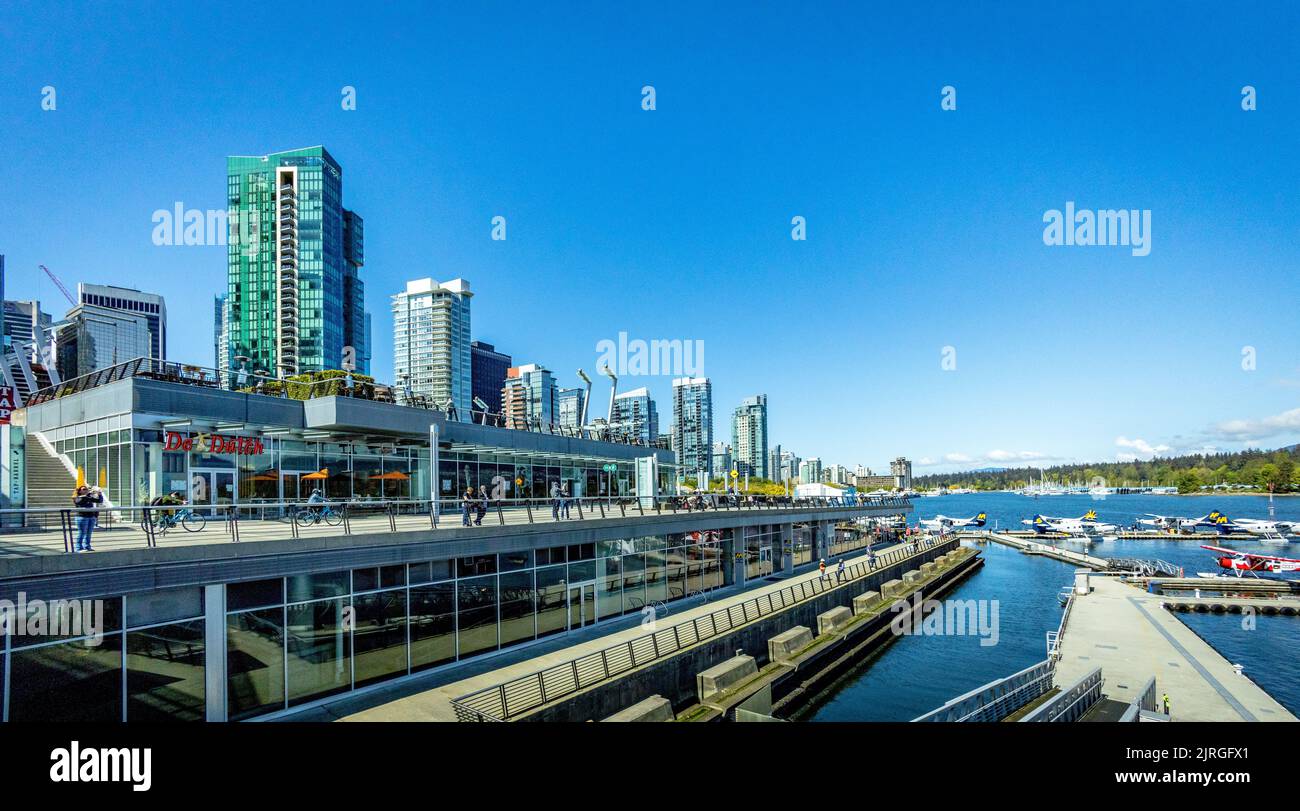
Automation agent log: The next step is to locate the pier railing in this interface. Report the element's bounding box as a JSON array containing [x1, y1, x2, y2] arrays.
[[912, 658, 1057, 722], [1020, 667, 1103, 722], [451, 537, 958, 721], [0, 494, 910, 555]]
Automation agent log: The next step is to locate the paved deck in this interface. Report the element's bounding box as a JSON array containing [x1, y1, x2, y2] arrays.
[[978, 531, 1109, 570], [1055, 576, 1297, 722], [292, 539, 934, 722]]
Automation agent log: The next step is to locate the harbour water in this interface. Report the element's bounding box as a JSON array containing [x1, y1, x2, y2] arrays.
[[804, 492, 1300, 721]]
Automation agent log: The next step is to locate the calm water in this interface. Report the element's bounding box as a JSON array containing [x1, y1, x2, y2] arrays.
[[804, 492, 1300, 720]]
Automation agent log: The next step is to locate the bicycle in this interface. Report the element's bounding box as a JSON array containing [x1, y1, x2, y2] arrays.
[[295, 504, 344, 528], [142, 506, 206, 535]]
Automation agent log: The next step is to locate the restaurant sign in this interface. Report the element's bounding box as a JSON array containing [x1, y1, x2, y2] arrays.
[[164, 431, 266, 455]]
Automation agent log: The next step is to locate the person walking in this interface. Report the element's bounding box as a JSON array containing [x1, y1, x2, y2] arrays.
[[836, 558, 846, 583], [73, 485, 103, 552], [476, 487, 488, 526], [818, 558, 827, 582], [550, 481, 561, 520], [560, 481, 571, 519], [461, 486, 475, 527], [1162, 692, 1171, 716]]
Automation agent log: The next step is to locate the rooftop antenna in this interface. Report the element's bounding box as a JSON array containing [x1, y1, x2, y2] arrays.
[[576, 368, 593, 427], [601, 364, 617, 422]]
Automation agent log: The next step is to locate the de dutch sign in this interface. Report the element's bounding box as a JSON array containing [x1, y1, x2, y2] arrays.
[[164, 431, 265, 455]]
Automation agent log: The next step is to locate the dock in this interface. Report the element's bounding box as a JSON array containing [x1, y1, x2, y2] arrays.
[[1054, 575, 1297, 722], [968, 530, 1109, 570]]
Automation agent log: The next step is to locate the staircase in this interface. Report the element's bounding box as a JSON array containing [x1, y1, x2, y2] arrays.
[[24, 434, 76, 509]]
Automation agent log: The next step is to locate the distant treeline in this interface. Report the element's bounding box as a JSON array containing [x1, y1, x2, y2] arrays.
[[913, 447, 1300, 493]]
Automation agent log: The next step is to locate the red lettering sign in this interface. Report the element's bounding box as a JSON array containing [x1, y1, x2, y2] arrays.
[[163, 431, 265, 455], [0, 386, 13, 426]]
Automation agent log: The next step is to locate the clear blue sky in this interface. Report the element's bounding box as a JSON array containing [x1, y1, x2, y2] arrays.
[[2, 1, 1297, 473]]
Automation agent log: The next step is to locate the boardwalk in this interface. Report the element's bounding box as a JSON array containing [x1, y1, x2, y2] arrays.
[[1055, 576, 1296, 722]]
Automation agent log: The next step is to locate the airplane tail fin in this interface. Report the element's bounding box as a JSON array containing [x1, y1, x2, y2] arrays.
[[971, 512, 987, 527]]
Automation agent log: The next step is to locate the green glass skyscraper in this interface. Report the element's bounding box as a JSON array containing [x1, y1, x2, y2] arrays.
[[225, 146, 368, 378]]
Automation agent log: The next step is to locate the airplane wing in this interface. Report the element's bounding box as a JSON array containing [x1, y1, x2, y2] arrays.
[[1200, 544, 1300, 563]]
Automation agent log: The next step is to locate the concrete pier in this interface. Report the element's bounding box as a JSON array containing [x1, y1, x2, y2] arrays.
[[977, 531, 1109, 570], [1054, 575, 1297, 722]]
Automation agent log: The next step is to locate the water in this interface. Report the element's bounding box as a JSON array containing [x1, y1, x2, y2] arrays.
[[804, 492, 1300, 720]]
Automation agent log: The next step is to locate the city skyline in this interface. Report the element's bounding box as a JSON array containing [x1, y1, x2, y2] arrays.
[[3, 3, 1299, 474]]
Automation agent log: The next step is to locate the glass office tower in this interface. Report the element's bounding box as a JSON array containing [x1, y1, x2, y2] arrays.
[[671, 377, 712, 478], [226, 146, 367, 377]]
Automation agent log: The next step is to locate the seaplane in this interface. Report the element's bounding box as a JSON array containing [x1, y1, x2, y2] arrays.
[[1138, 513, 1198, 533], [1229, 517, 1299, 537], [1183, 510, 1245, 535], [1200, 544, 1300, 578], [919, 512, 987, 531], [1022, 510, 1118, 540]]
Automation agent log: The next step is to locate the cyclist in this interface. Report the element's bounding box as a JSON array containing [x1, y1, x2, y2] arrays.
[[307, 488, 326, 517]]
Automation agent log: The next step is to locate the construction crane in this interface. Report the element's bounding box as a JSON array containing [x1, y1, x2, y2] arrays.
[[39, 264, 76, 306]]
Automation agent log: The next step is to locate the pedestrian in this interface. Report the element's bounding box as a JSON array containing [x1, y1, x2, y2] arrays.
[[818, 558, 827, 582], [550, 481, 561, 520], [1162, 692, 1171, 716], [72, 484, 103, 552], [836, 558, 846, 583], [561, 481, 571, 519], [476, 487, 488, 526], [868, 548, 877, 568], [461, 486, 474, 527]]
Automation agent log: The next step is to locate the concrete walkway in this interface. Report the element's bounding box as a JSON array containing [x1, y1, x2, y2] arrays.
[[1055, 575, 1297, 722], [978, 531, 1109, 570], [295, 539, 936, 722]]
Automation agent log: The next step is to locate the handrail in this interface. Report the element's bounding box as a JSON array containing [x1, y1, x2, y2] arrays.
[[450, 536, 957, 722], [0, 495, 914, 554]]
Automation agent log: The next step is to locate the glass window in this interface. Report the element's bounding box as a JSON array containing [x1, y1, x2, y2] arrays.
[[457, 555, 496, 578], [126, 586, 203, 628], [352, 591, 408, 688], [286, 599, 351, 706], [410, 582, 456, 671], [9, 635, 124, 722], [409, 559, 454, 585], [9, 596, 123, 649], [126, 619, 205, 721], [228, 578, 283, 611], [597, 556, 622, 620], [456, 576, 498, 659], [497, 570, 535, 649], [287, 571, 348, 603], [227, 608, 285, 720], [622, 554, 646, 613], [535, 565, 568, 639], [499, 549, 532, 572]]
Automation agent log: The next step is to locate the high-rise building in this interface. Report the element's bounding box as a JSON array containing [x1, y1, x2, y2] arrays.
[[799, 457, 821, 484], [612, 387, 659, 443], [226, 146, 368, 378], [214, 294, 229, 376], [471, 340, 511, 418], [731, 394, 768, 478], [502, 364, 557, 429], [891, 456, 913, 490], [2, 300, 51, 357], [392, 278, 472, 415], [768, 444, 783, 483], [780, 450, 800, 483], [711, 441, 732, 479], [557, 387, 586, 430], [671, 377, 712, 478], [54, 303, 151, 379], [77, 283, 166, 361]]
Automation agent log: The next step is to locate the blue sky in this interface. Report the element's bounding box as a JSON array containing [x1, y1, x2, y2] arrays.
[[2, 1, 1298, 472]]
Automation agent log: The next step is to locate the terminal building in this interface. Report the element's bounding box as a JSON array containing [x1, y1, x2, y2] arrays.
[[0, 361, 909, 722]]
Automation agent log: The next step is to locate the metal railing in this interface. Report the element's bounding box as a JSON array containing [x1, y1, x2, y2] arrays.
[[912, 658, 1057, 722], [0, 495, 912, 554], [1047, 587, 1076, 660], [1118, 677, 1160, 722], [451, 536, 958, 721], [1020, 667, 1103, 722]]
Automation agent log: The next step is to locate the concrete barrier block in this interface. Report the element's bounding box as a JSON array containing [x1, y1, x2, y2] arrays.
[[602, 695, 675, 722], [881, 578, 905, 598], [768, 626, 814, 662], [817, 606, 853, 635], [920, 562, 938, 577], [853, 591, 882, 615], [902, 569, 923, 584], [697, 655, 758, 702]]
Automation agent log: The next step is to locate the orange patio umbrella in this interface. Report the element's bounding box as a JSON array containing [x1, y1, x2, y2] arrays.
[[375, 470, 410, 480], [301, 468, 330, 480]]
